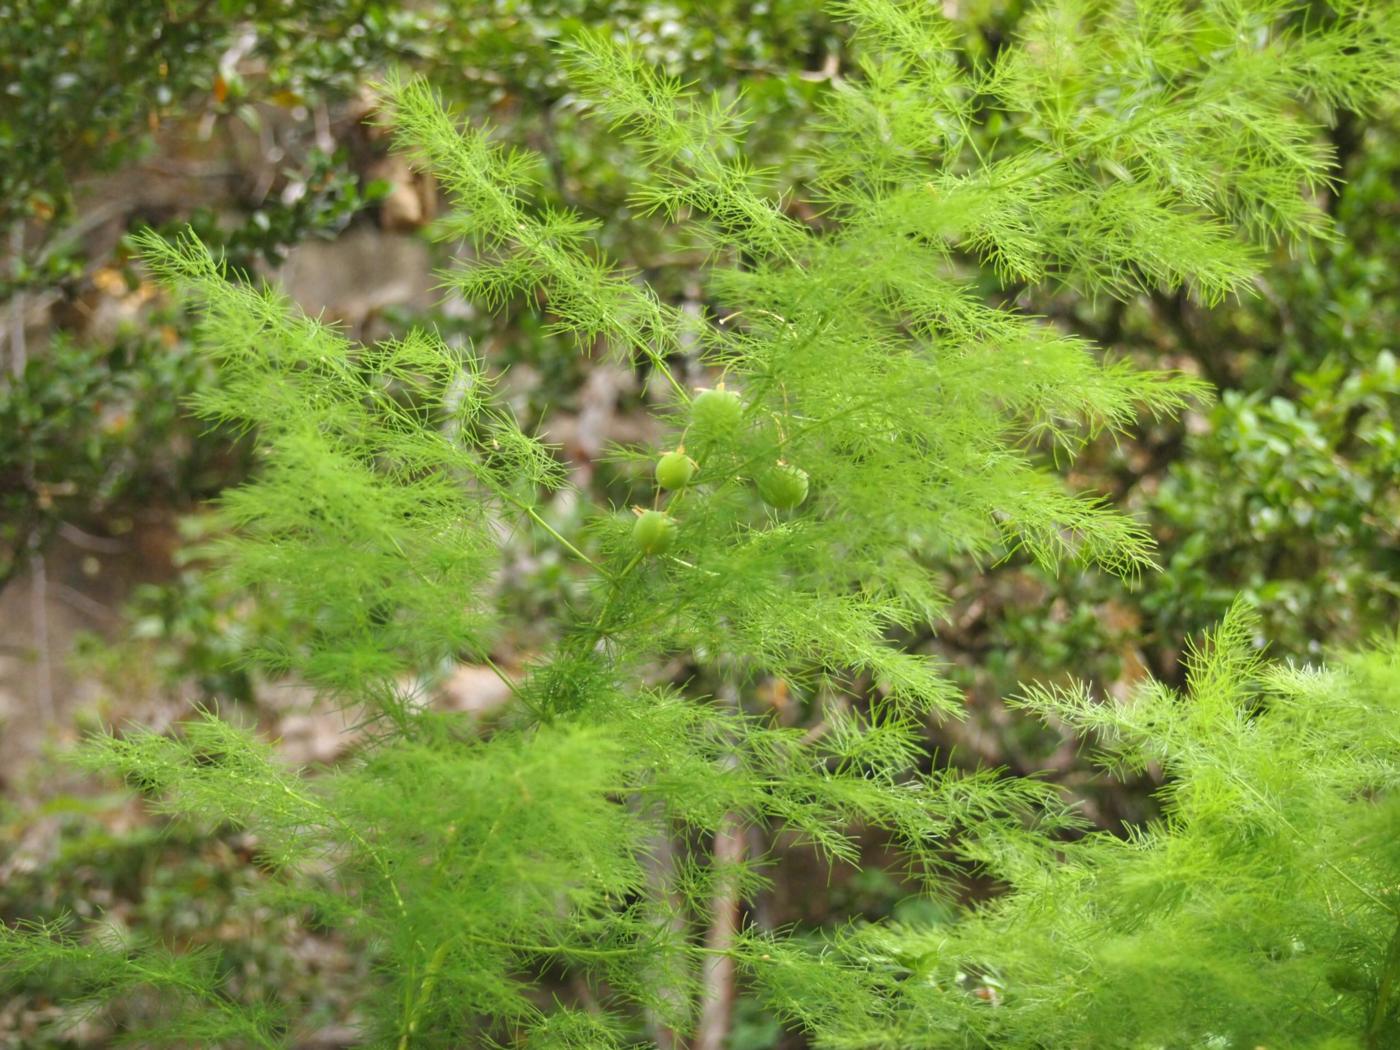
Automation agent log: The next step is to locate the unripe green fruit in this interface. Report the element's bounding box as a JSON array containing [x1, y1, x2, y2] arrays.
[[632, 510, 677, 555], [756, 462, 809, 509], [691, 386, 743, 433], [655, 450, 697, 490]]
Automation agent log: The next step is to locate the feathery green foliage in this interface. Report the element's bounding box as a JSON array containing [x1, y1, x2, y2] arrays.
[[5, 0, 1399, 1045], [801, 607, 1400, 1048], [132, 229, 557, 711]]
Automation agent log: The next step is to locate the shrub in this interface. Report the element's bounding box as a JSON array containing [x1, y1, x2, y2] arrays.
[[4, 0, 1397, 1045]]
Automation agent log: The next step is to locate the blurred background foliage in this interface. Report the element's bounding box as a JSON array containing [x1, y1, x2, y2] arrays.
[[1, 0, 1396, 1045]]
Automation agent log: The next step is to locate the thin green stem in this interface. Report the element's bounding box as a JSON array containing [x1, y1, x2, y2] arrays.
[[641, 343, 692, 404], [460, 929, 735, 962], [1232, 776, 1395, 917], [280, 780, 411, 922], [480, 652, 547, 722], [399, 810, 511, 1046], [398, 938, 456, 1050], [517, 499, 610, 579], [210, 762, 412, 925], [590, 551, 644, 639], [1367, 915, 1400, 1049], [125, 961, 283, 1050]]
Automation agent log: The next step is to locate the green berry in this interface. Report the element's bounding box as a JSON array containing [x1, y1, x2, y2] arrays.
[[756, 462, 809, 509], [655, 450, 698, 490], [632, 510, 677, 556], [691, 386, 743, 433]]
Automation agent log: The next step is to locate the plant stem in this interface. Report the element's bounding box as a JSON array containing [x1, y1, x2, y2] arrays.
[[480, 651, 547, 722], [519, 499, 609, 578], [1367, 914, 1400, 1049], [589, 551, 643, 638], [398, 938, 455, 1050], [695, 681, 745, 1050]]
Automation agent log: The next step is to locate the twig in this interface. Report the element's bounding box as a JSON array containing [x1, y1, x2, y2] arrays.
[[29, 539, 54, 724], [57, 522, 128, 553], [695, 680, 745, 1050], [51, 581, 118, 623], [7, 224, 26, 374], [641, 828, 684, 1050], [9, 224, 51, 721]]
